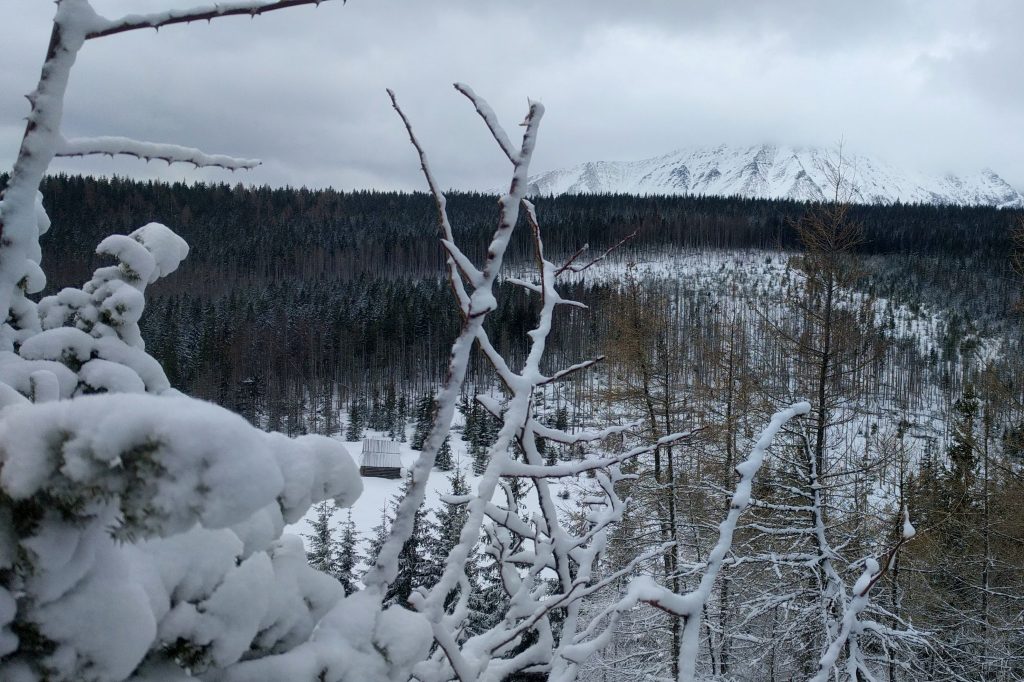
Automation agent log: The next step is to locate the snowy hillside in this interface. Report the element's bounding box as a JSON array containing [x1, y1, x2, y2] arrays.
[[527, 144, 1024, 208]]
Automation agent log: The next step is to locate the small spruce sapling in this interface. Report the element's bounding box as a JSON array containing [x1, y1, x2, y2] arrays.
[[337, 509, 361, 595], [304, 501, 340, 576]]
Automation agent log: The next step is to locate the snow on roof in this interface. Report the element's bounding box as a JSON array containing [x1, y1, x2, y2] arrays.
[[361, 439, 402, 468]]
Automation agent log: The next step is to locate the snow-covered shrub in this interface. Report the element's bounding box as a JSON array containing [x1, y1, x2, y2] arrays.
[[0, 393, 377, 680], [2, 222, 186, 400], [0, 192, 50, 354], [0, 208, 433, 680], [0, 211, 408, 680]]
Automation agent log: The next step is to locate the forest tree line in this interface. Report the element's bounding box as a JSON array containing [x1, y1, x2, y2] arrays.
[[6, 173, 1021, 433]]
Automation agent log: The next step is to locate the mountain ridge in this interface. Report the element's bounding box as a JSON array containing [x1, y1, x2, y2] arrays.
[[526, 144, 1024, 208]]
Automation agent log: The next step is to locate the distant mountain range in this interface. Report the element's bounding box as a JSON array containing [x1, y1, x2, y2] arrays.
[[526, 144, 1024, 208]]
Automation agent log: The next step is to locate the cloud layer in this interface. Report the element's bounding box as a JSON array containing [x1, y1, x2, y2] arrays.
[[1, 0, 1021, 192]]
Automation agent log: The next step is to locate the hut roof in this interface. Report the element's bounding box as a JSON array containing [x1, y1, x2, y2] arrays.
[[360, 438, 402, 469]]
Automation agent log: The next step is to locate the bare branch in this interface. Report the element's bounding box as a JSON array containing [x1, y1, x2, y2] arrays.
[[539, 356, 606, 386], [388, 89, 481, 292], [556, 230, 638, 277]]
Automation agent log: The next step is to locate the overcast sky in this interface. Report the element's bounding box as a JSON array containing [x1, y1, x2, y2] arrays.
[[1, 0, 1022, 192]]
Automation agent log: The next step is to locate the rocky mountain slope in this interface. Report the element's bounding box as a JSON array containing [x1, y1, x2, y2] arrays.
[[527, 144, 1024, 207]]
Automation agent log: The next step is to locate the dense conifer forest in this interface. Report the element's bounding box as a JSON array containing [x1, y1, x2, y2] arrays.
[[18, 173, 1022, 429]]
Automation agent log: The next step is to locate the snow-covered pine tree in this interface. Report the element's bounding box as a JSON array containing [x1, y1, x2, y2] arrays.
[[345, 396, 365, 441], [304, 500, 340, 576], [364, 506, 391, 577], [411, 393, 435, 450], [436, 435, 454, 471], [422, 469, 471, 592], [386, 477, 431, 607], [336, 509, 361, 596]]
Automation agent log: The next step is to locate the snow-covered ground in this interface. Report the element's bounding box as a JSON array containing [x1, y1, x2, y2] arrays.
[[290, 425, 573, 560], [299, 247, 1000, 566]]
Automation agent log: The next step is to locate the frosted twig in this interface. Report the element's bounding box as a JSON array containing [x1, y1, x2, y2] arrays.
[[555, 230, 638, 277], [388, 89, 480, 296], [556, 244, 589, 275], [504, 276, 542, 293], [539, 356, 606, 385], [88, 0, 340, 39], [453, 83, 518, 162], [58, 136, 260, 169], [610, 401, 810, 682], [501, 430, 695, 479], [368, 88, 543, 614], [810, 508, 918, 682]]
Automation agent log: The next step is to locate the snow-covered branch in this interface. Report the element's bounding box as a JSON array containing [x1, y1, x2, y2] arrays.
[[387, 89, 480, 300], [385, 83, 666, 682], [609, 401, 810, 682], [365, 88, 543, 609], [87, 0, 341, 40], [58, 136, 260, 169], [452, 83, 517, 163], [810, 508, 918, 682]]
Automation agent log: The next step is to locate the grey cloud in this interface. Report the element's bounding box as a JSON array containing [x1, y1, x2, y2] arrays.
[[1, 0, 1021, 193]]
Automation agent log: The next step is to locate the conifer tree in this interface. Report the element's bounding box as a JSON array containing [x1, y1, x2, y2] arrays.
[[345, 397, 365, 441], [397, 394, 409, 442], [412, 394, 435, 450], [423, 470, 471, 606], [383, 477, 431, 607], [385, 384, 399, 438], [364, 506, 391, 575], [949, 384, 979, 493], [436, 436, 454, 471], [337, 509, 361, 595], [304, 501, 339, 576]]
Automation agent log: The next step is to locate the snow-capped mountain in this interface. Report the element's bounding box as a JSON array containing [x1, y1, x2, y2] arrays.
[[527, 145, 1024, 208]]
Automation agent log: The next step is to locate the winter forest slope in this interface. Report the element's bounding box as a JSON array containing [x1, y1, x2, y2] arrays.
[[527, 144, 1024, 208], [10, 172, 1024, 680]]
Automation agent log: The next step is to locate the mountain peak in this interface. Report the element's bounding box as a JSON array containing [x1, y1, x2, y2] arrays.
[[527, 145, 1024, 208]]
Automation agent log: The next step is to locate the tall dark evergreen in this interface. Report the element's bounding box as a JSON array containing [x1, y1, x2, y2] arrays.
[[364, 478, 432, 608], [345, 398, 365, 442], [423, 470, 471, 606], [412, 394, 435, 450], [304, 501, 339, 577], [337, 510, 360, 595], [949, 384, 979, 492], [436, 436, 454, 471]]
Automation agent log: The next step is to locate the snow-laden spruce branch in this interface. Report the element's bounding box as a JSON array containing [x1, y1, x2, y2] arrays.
[[57, 136, 260, 170], [601, 401, 811, 682]]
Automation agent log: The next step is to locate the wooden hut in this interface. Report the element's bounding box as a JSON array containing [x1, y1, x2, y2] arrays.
[[359, 439, 403, 479]]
